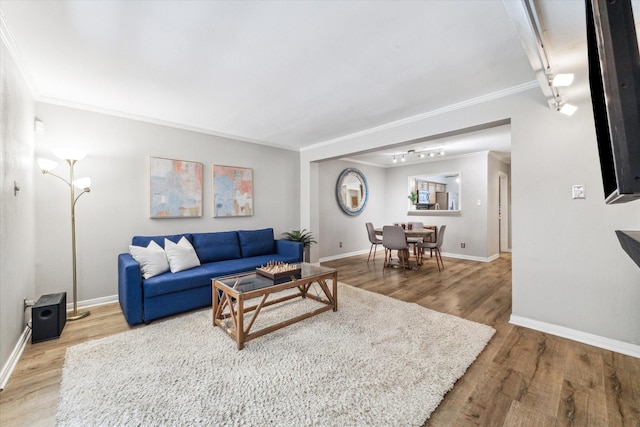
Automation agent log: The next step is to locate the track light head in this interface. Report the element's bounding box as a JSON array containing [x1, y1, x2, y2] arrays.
[[550, 73, 575, 87]]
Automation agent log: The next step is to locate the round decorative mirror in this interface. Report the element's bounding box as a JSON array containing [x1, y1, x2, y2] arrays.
[[336, 168, 368, 216]]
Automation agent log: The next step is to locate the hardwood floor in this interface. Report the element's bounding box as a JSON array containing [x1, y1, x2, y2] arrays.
[[325, 253, 640, 427], [1, 252, 638, 426]]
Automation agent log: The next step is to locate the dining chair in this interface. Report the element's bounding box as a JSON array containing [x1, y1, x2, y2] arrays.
[[382, 225, 412, 272], [407, 221, 424, 255], [365, 222, 383, 262], [417, 225, 446, 271], [407, 221, 424, 230]]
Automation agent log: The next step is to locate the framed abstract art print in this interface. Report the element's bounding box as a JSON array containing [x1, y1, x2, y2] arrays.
[[212, 165, 253, 217], [150, 157, 203, 218]]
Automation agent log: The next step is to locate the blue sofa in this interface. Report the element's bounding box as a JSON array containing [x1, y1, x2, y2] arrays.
[[118, 228, 303, 325]]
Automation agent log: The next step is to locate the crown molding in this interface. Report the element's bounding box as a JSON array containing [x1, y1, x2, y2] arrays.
[[302, 81, 538, 152], [0, 10, 39, 99], [36, 95, 299, 152]]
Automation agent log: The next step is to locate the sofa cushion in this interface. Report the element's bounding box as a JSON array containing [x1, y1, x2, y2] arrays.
[[129, 240, 169, 279], [142, 254, 300, 299], [192, 231, 241, 263], [132, 233, 192, 249], [238, 228, 275, 258], [164, 237, 201, 273], [144, 266, 214, 298]]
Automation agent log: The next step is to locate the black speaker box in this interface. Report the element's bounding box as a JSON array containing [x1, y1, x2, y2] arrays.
[[32, 292, 67, 343]]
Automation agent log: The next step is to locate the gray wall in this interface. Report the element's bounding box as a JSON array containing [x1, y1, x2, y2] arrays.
[[317, 160, 386, 259], [301, 87, 640, 348], [1, 41, 36, 377], [32, 103, 301, 303], [384, 152, 497, 260], [316, 153, 509, 262], [510, 97, 640, 345]]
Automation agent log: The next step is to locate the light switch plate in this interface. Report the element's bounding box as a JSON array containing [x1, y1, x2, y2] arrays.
[[572, 185, 585, 199]]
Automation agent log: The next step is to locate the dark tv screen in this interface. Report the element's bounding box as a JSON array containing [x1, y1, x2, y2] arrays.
[[586, 0, 640, 204]]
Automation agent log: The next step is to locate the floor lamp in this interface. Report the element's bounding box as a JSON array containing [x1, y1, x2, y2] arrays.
[[38, 148, 91, 321]]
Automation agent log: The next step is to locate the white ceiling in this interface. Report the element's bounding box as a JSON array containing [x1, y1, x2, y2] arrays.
[[2, 0, 632, 161]]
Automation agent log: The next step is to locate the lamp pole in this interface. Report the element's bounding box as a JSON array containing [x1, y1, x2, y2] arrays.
[[38, 151, 91, 321], [67, 159, 90, 320]]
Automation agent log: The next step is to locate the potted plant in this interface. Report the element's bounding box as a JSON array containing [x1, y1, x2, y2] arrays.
[[281, 229, 317, 262], [408, 191, 417, 205]]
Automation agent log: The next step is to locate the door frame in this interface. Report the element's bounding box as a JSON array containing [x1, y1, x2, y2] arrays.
[[498, 172, 510, 253]]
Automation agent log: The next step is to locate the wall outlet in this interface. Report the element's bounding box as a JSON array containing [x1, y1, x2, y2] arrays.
[[339, 241, 343, 248], [461, 242, 466, 248], [23, 298, 35, 311]]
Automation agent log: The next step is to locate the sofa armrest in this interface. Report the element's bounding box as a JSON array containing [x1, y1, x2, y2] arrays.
[[275, 240, 304, 262], [118, 253, 144, 325]]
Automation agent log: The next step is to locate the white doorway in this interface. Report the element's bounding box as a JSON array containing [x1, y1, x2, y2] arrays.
[[498, 172, 510, 253]]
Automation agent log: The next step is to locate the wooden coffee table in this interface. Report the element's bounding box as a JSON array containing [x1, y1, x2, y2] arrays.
[[212, 263, 338, 349]]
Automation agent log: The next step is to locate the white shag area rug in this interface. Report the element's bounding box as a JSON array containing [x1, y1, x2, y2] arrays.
[[57, 283, 494, 426]]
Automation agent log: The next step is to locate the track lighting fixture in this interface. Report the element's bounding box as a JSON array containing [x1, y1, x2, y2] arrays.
[[390, 148, 445, 162], [549, 73, 574, 87], [557, 102, 578, 116]]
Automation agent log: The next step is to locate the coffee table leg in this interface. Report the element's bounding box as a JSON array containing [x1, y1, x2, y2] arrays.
[[333, 272, 338, 311], [237, 297, 244, 350], [212, 285, 218, 326]]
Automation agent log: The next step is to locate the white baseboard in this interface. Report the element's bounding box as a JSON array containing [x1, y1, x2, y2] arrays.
[[1, 295, 119, 391], [67, 294, 118, 311], [0, 325, 31, 391], [320, 249, 370, 262], [319, 249, 500, 263], [510, 314, 640, 359], [441, 252, 500, 263]]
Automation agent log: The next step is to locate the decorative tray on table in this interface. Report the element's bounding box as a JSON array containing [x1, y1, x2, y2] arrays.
[[256, 261, 302, 282]]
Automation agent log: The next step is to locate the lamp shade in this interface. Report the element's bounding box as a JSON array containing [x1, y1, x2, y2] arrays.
[[53, 148, 86, 161], [73, 177, 91, 190], [37, 158, 59, 171]]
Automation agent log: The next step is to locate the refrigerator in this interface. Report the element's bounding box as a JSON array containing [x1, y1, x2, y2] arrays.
[[435, 192, 458, 210]]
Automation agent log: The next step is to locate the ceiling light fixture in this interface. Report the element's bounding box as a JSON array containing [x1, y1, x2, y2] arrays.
[[390, 147, 445, 163], [516, 1, 577, 116]]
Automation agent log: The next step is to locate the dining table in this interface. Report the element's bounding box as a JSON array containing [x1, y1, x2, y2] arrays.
[[374, 226, 435, 268], [374, 226, 435, 240]]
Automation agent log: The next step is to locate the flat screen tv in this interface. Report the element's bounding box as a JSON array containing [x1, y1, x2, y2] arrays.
[[585, 0, 640, 204]]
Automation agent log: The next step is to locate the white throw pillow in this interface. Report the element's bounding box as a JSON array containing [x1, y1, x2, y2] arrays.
[[129, 240, 170, 279], [164, 237, 201, 273]]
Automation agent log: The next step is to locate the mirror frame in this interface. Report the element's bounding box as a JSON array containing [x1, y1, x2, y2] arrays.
[[336, 168, 369, 216]]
